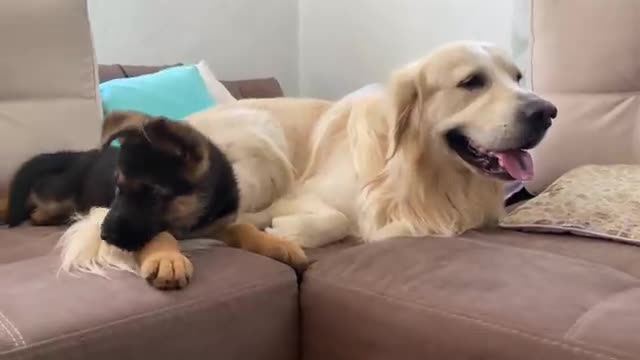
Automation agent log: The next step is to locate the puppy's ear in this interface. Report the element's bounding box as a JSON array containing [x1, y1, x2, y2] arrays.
[[101, 111, 151, 148], [102, 111, 209, 180], [144, 120, 210, 181], [388, 62, 424, 156]]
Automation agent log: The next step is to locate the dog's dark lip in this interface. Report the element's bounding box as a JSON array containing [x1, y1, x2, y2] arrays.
[[444, 129, 516, 181]]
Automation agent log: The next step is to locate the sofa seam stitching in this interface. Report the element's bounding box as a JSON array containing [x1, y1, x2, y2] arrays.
[[306, 274, 625, 360], [0, 312, 25, 347], [0, 313, 19, 349], [460, 234, 640, 283], [564, 287, 639, 340], [0, 271, 294, 355], [116, 64, 128, 78]]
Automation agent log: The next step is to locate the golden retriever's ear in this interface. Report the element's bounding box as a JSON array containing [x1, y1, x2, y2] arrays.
[[101, 111, 151, 148], [388, 62, 423, 155]]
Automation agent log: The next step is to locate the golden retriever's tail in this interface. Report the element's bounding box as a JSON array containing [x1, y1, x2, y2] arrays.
[[57, 207, 219, 278], [57, 208, 308, 277], [57, 207, 137, 277]]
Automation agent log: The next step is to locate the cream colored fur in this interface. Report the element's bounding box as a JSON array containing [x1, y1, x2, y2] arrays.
[[58, 207, 136, 276], [57, 100, 325, 275], [59, 41, 533, 274], [240, 41, 528, 247]]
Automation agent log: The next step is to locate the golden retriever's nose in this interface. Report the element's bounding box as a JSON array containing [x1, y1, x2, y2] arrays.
[[522, 99, 557, 131]]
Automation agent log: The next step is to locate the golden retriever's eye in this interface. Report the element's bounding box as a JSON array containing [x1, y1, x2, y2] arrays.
[[458, 72, 486, 90], [516, 71, 523, 83]]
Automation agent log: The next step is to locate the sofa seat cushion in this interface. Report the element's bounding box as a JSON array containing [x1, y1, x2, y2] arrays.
[[302, 230, 640, 360], [0, 226, 63, 265], [0, 247, 299, 360]]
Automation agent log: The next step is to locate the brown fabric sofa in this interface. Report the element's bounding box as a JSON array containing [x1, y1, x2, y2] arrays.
[[0, 73, 300, 360], [2, 1, 640, 359], [4, 72, 639, 360], [301, 1, 640, 359]]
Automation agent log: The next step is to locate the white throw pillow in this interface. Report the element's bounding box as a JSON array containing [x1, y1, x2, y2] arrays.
[[342, 83, 384, 100], [195, 60, 237, 104]]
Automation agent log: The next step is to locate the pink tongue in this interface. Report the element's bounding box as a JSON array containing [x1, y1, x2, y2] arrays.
[[494, 150, 534, 181]]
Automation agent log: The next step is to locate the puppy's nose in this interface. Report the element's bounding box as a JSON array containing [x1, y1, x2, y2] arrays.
[[522, 99, 557, 131], [100, 227, 115, 242]]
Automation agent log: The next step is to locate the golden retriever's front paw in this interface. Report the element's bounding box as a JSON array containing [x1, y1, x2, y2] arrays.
[[223, 223, 309, 272], [268, 234, 309, 272], [140, 252, 194, 290]]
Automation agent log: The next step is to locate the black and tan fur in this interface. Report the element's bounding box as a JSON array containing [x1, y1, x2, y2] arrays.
[[2, 111, 307, 289]]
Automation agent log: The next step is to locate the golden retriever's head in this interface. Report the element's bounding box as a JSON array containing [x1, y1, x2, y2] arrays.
[[388, 41, 557, 181]]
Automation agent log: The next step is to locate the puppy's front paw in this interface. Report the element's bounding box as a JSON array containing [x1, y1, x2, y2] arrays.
[[140, 252, 194, 290]]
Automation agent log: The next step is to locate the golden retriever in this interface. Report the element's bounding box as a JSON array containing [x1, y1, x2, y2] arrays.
[[232, 40, 557, 247], [58, 41, 556, 279]]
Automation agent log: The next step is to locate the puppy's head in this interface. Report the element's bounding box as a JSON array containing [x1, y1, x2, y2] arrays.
[[99, 111, 210, 251], [389, 41, 557, 181]]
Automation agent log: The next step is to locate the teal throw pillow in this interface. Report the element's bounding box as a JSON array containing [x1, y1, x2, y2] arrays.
[[100, 64, 215, 120], [100, 64, 215, 147]]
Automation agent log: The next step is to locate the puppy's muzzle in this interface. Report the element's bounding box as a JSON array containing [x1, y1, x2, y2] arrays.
[[100, 214, 146, 251], [517, 97, 557, 149], [100, 224, 117, 244], [100, 219, 122, 246]]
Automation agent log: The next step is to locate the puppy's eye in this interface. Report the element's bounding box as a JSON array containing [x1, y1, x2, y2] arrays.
[[516, 71, 523, 83], [458, 73, 486, 90]]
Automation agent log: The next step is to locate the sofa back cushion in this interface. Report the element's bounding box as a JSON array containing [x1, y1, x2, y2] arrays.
[[98, 65, 285, 99], [0, 0, 102, 191], [524, 0, 640, 194]]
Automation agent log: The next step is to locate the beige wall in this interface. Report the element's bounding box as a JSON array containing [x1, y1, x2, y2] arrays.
[[88, 0, 299, 95], [89, 0, 522, 99], [299, 0, 518, 99]]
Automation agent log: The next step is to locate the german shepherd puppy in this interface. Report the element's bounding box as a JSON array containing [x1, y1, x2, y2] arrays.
[[4, 148, 118, 227], [1, 111, 307, 289]]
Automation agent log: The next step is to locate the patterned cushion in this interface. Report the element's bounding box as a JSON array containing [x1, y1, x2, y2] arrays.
[[500, 165, 640, 245]]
